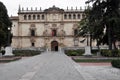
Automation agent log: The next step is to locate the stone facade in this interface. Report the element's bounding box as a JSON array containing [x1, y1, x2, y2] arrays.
[[11, 6, 96, 51]]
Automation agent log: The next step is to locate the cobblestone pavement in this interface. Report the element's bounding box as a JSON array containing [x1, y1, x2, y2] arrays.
[[0, 51, 120, 80]]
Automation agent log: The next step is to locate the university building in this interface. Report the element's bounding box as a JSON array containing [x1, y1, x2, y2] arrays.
[[11, 6, 96, 51]]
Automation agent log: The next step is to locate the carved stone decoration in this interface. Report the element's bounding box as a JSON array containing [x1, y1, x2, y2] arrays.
[[60, 23, 64, 26], [30, 37, 36, 43], [30, 24, 36, 30], [52, 24, 57, 27], [73, 23, 78, 29], [59, 43, 66, 47], [60, 30, 65, 36], [43, 30, 48, 36], [44, 5, 64, 13], [59, 23, 64, 30]]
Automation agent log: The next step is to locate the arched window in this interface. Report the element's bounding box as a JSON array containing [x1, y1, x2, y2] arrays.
[[24, 15, 27, 20], [33, 15, 36, 20], [42, 14, 44, 20], [64, 14, 67, 19], [37, 15, 40, 19], [73, 14, 76, 19], [31, 30, 35, 36], [28, 15, 31, 20], [69, 14, 71, 19], [78, 14, 80, 19]]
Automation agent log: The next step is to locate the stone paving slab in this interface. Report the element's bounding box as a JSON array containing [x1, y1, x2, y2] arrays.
[[0, 52, 84, 80], [30, 52, 84, 80], [0, 51, 120, 80], [80, 66, 120, 80]]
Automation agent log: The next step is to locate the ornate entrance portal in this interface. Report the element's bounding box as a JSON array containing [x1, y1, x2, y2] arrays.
[[51, 41, 58, 51]]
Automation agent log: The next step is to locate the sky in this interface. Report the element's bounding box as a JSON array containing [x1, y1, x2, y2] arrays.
[[0, 0, 88, 16]]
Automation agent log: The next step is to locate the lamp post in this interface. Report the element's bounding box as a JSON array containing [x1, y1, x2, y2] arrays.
[[7, 27, 11, 46], [4, 27, 14, 56]]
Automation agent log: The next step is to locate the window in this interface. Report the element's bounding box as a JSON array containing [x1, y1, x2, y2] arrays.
[[73, 14, 76, 19], [31, 42, 35, 47], [42, 14, 44, 20], [69, 14, 71, 19], [31, 30, 35, 36], [78, 14, 80, 19], [28, 15, 31, 20], [74, 29, 78, 36], [24, 15, 27, 20], [37, 15, 40, 19], [52, 30, 57, 36], [33, 15, 36, 20], [64, 14, 67, 19]]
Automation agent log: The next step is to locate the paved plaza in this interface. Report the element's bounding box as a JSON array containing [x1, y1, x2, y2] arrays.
[[0, 51, 120, 80]]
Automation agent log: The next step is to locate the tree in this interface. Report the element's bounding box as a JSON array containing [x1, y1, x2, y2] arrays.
[[0, 1, 12, 49], [79, 7, 92, 47], [79, 5, 104, 49], [79, 0, 120, 50], [103, 0, 120, 50]]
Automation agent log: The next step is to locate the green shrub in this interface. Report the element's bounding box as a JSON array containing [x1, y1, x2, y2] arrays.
[[13, 50, 41, 56], [112, 50, 119, 57], [117, 50, 120, 56], [0, 50, 5, 55], [91, 49, 99, 55], [111, 60, 120, 68], [70, 51, 78, 56], [91, 49, 98, 54], [101, 49, 110, 57], [101, 49, 120, 57], [65, 49, 84, 56]]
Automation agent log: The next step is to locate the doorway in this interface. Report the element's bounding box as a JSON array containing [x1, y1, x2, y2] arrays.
[[51, 41, 58, 51]]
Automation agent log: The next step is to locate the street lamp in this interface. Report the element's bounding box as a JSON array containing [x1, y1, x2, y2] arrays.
[[7, 27, 11, 46], [4, 26, 14, 56]]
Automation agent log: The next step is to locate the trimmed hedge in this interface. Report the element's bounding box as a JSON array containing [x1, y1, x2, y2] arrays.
[[101, 49, 120, 57], [13, 50, 41, 56], [111, 60, 120, 68], [91, 49, 99, 55], [91, 49, 98, 54], [73, 59, 113, 62], [65, 49, 84, 56]]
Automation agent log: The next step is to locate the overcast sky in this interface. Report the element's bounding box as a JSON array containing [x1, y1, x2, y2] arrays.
[[0, 0, 88, 16]]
